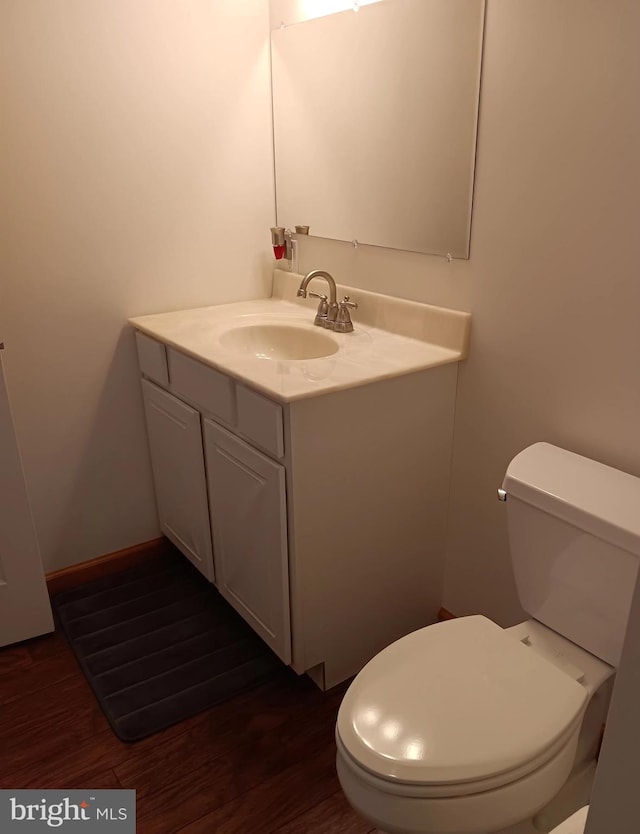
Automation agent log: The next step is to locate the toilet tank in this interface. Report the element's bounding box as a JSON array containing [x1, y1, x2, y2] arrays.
[[502, 443, 640, 667]]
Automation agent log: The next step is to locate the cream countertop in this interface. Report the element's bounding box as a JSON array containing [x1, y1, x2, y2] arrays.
[[128, 270, 471, 403]]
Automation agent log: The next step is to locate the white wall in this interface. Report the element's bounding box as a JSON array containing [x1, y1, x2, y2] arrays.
[[0, 0, 275, 572], [444, 0, 640, 624], [289, 0, 640, 624]]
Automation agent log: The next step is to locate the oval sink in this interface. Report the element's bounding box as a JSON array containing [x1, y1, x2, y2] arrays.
[[219, 323, 339, 361]]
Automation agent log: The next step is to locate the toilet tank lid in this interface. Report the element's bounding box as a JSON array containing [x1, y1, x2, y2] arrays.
[[503, 443, 640, 557]]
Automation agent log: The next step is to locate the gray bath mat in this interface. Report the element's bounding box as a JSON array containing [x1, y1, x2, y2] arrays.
[[52, 550, 281, 741]]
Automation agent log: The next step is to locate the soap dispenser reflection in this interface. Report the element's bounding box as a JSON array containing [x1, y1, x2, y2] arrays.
[[270, 225, 309, 273], [270, 226, 288, 261]]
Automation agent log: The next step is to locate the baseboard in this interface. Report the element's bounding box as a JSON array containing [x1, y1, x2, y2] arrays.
[[46, 537, 170, 597], [438, 607, 458, 621]]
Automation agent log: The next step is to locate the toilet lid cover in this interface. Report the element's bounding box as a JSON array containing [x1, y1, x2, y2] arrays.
[[337, 615, 588, 785]]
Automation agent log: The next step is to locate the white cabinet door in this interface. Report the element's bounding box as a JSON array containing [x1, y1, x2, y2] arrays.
[[141, 379, 214, 581], [204, 419, 291, 663], [0, 347, 54, 646]]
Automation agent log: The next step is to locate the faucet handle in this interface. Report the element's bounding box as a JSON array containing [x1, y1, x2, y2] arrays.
[[334, 296, 358, 333], [340, 295, 358, 310], [308, 292, 329, 327]]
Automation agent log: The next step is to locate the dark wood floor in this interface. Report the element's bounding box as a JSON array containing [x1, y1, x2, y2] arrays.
[[0, 628, 377, 833]]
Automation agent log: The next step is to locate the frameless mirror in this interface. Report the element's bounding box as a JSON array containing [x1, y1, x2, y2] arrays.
[[271, 0, 485, 258]]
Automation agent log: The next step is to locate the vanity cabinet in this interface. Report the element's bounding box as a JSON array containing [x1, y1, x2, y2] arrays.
[[135, 328, 459, 689], [137, 329, 292, 664]]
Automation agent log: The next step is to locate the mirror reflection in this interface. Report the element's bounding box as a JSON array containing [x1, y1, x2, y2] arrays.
[[271, 0, 485, 258]]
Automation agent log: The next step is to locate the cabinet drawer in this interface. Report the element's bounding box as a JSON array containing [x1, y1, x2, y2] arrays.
[[135, 332, 169, 386], [236, 384, 284, 459], [168, 349, 235, 426]]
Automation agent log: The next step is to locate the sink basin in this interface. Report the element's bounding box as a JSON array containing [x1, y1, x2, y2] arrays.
[[219, 323, 339, 361]]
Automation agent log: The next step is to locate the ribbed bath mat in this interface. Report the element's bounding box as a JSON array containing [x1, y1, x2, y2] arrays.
[[52, 550, 281, 741]]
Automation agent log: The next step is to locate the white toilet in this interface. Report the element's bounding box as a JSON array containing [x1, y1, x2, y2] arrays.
[[336, 443, 640, 834]]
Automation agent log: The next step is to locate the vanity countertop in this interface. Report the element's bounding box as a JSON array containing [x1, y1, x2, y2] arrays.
[[129, 270, 471, 403]]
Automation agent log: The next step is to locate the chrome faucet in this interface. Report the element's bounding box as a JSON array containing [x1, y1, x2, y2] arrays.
[[297, 270, 339, 328]]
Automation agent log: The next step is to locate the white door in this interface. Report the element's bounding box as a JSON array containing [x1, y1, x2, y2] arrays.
[[204, 419, 291, 664], [141, 379, 215, 581], [0, 344, 54, 646]]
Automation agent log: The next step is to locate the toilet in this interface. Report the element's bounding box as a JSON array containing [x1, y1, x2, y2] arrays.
[[335, 443, 640, 834]]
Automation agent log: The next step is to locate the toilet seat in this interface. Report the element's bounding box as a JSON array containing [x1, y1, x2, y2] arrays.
[[335, 726, 584, 834], [337, 615, 588, 792], [337, 712, 584, 798]]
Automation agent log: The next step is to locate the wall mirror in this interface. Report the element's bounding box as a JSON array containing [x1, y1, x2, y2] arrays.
[[271, 0, 485, 258]]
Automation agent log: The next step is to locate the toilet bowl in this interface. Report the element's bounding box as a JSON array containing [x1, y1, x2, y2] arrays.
[[335, 443, 640, 834], [336, 616, 611, 834]]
